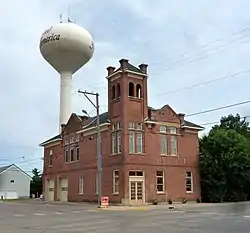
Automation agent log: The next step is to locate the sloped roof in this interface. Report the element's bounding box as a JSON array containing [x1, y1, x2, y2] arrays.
[[0, 164, 32, 179], [0, 164, 12, 173], [40, 107, 204, 146], [183, 120, 204, 129], [114, 62, 145, 74]]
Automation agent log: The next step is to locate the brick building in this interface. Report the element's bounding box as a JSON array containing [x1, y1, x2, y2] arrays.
[[40, 59, 204, 205]]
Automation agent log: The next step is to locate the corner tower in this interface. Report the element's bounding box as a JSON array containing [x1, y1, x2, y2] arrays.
[[106, 59, 148, 123]]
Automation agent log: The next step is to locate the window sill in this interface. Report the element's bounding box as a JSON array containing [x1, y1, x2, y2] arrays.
[[129, 153, 145, 156], [186, 191, 193, 194], [157, 192, 165, 195], [78, 193, 84, 196], [48, 165, 53, 167], [112, 192, 119, 196], [110, 97, 121, 102], [65, 160, 79, 164], [110, 153, 121, 156]]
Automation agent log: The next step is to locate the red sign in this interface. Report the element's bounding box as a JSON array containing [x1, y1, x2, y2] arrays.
[[101, 196, 109, 208]]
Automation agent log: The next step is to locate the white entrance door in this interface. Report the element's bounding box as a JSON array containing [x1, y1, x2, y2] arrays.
[[130, 181, 144, 204], [46, 179, 54, 201], [60, 178, 68, 202]]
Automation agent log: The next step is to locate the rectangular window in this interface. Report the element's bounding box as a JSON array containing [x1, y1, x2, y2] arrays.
[[112, 124, 116, 131], [160, 135, 167, 155], [79, 175, 84, 194], [112, 132, 117, 154], [129, 122, 135, 129], [65, 146, 69, 162], [169, 126, 177, 134], [117, 122, 121, 129], [75, 134, 80, 142], [137, 132, 143, 153], [160, 125, 167, 133], [170, 135, 177, 155], [186, 172, 193, 193], [76, 145, 79, 161], [129, 131, 135, 153], [70, 145, 74, 161], [156, 171, 164, 193], [49, 154, 53, 166], [113, 170, 119, 194], [70, 137, 74, 144], [65, 137, 69, 145], [117, 131, 121, 153]]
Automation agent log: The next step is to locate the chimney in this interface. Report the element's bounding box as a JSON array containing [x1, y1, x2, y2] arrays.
[[178, 113, 185, 123], [106, 66, 116, 76], [61, 124, 66, 135], [119, 58, 129, 69], [139, 63, 148, 74]]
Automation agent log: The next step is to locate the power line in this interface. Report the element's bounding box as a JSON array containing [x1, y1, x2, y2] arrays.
[[156, 69, 250, 96], [150, 25, 250, 70], [200, 115, 250, 126], [185, 100, 250, 117]]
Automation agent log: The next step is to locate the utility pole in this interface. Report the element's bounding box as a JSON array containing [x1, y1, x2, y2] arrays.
[[78, 89, 102, 207]]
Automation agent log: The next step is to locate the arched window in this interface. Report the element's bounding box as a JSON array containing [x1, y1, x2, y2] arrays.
[[111, 85, 116, 99], [129, 82, 134, 97], [136, 84, 142, 98], [117, 83, 121, 97]]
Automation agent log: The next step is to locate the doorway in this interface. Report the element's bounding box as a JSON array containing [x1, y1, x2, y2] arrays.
[[129, 171, 145, 204]]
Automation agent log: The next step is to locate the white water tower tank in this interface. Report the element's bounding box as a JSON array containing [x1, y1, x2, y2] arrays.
[[39, 22, 94, 132]]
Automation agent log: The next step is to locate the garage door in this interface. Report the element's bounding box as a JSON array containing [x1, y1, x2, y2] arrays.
[[59, 178, 68, 202], [0, 191, 18, 199], [46, 179, 54, 201]]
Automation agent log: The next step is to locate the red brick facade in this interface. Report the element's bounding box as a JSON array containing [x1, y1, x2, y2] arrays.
[[40, 59, 203, 204]]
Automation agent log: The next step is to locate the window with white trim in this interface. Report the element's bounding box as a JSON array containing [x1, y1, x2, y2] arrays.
[[79, 175, 84, 194], [186, 171, 193, 193], [160, 135, 167, 155], [117, 131, 121, 153], [65, 136, 69, 145], [129, 122, 135, 129], [49, 150, 53, 166], [70, 137, 74, 144], [160, 125, 167, 133], [112, 132, 117, 154], [111, 122, 122, 154], [136, 132, 143, 153], [75, 134, 80, 142], [156, 171, 164, 193], [76, 144, 79, 161], [170, 135, 177, 155], [169, 126, 177, 134], [65, 146, 69, 162], [113, 170, 119, 194], [129, 131, 135, 153], [70, 145, 74, 161]]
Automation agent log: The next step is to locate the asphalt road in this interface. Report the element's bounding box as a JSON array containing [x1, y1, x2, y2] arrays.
[[0, 201, 250, 232]]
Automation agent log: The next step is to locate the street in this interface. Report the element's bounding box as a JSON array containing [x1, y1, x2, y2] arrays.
[[0, 201, 250, 232]]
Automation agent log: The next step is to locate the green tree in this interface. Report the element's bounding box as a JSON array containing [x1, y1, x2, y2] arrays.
[[30, 168, 43, 198], [199, 114, 250, 202]]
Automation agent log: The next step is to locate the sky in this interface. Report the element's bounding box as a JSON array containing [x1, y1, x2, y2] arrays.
[[1, 0, 250, 173]]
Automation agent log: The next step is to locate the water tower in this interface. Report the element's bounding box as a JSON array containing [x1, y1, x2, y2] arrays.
[[39, 20, 94, 132]]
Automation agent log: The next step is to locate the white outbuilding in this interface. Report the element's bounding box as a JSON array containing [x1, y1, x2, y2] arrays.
[[0, 164, 32, 199]]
